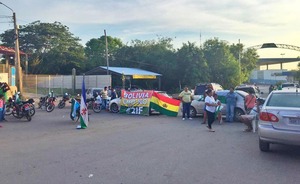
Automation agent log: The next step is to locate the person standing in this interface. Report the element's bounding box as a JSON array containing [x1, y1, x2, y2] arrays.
[[201, 90, 208, 124], [179, 86, 193, 120], [245, 91, 256, 113], [269, 85, 274, 94], [107, 86, 112, 97], [0, 94, 4, 123], [101, 86, 108, 110], [205, 89, 218, 132], [225, 87, 237, 122], [213, 93, 223, 124], [110, 87, 117, 100]]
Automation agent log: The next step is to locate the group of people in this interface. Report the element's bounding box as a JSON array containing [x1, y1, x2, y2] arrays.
[[178, 85, 262, 132], [98, 86, 117, 110]]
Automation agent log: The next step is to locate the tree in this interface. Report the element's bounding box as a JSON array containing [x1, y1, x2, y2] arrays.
[[84, 36, 123, 70], [113, 37, 177, 91], [203, 38, 240, 88], [0, 21, 85, 74], [230, 44, 258, 83], [175, 42, 209, 88]]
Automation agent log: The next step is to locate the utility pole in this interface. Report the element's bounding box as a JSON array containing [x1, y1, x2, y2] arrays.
[[0, 2, 22, 93], [104, 29, 109, 75], [13, 12, 23, 93]]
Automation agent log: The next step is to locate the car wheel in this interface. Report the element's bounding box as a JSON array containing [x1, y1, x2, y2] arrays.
[[190, 106, 197, 118], [110, 103, 119, 113], [259, 139, 270, 152], [234, 108, 244, 122]]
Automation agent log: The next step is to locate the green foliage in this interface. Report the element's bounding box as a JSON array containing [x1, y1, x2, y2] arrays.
[[0, 21, 260, 92], [84, 36, 123, 70], [0, 21, 85, 74], [176, 42, 209, 88], [203, 38, 240, 89]]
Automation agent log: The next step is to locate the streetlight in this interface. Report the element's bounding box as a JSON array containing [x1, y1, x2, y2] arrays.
[[280, 53, 285, 70], [0, 2, 23, 93]]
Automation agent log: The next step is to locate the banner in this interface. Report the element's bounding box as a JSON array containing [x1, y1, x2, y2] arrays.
[[120, 90, 153, 115]]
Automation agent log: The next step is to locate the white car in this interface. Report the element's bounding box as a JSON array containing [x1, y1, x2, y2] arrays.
[[109, 98, 121, 113], [190, 90, 248, 121], [258, 88, 300, 152], [108, 91, 170, 114]]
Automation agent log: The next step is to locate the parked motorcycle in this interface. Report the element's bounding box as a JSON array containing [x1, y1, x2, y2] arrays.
[[11, 101, 32, 121], [38, 95, 49, 109], [46, 96, 56, 112], [58, 93, 70, 109], [38, 91, 56, 112], [86, 94, 102, 113], [6, 97, 35, 116]]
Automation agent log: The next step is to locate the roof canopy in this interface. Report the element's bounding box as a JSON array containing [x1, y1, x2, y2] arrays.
[[0, 45, 26, 56], [86, 66, 162, 79]]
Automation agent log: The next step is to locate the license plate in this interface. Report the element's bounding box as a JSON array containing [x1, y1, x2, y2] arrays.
[[289, 118, 300, 125]]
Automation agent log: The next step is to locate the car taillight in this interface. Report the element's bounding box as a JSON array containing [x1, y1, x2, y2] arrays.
[[259, 112, 279, 122]]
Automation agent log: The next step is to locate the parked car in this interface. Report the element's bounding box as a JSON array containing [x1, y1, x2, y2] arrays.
[[192, 83, 223, 100], [258, 88, 300, 152], [281, 82, 299, 89], [109, 91, 170, 114], [235, 85, 262, 98], [190, 90, 248, 121]]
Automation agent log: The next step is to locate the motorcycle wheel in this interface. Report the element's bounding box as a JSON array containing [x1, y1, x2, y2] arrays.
[[46, 104, 55, 112], [26, 114, 32, 121], [12, 111, 22, 119], [29, 105, 35, 116], [5, 106, 13, 115], [93, 104, 101, 113], [58, 101, 65, 109]]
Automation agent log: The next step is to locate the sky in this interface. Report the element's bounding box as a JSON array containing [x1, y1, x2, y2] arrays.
[[1, 0, 300, 63]]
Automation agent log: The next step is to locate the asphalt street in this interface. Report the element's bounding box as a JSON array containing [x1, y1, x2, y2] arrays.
[[0, 103, 299, 184]]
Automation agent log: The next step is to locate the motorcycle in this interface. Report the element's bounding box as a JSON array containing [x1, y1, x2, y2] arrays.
[[86, 94, 102, 113], [58, 93, 70, 109], [11, 101, 32, 121], [38, 95, 49, 109], [6, 97, 35, 116], [46, 96, 56, 112]]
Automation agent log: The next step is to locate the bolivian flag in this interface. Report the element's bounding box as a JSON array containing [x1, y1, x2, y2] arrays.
[[150, 91, 180, 117]]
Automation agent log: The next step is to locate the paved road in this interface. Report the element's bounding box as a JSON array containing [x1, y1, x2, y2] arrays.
[[0, 106, 299, 184]]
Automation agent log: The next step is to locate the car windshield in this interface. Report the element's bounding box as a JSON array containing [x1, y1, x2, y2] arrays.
[[266, 93, 300, 108]]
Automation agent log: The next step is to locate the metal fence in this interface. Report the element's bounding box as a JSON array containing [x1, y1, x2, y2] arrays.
[[23, 74, 111, 98]]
